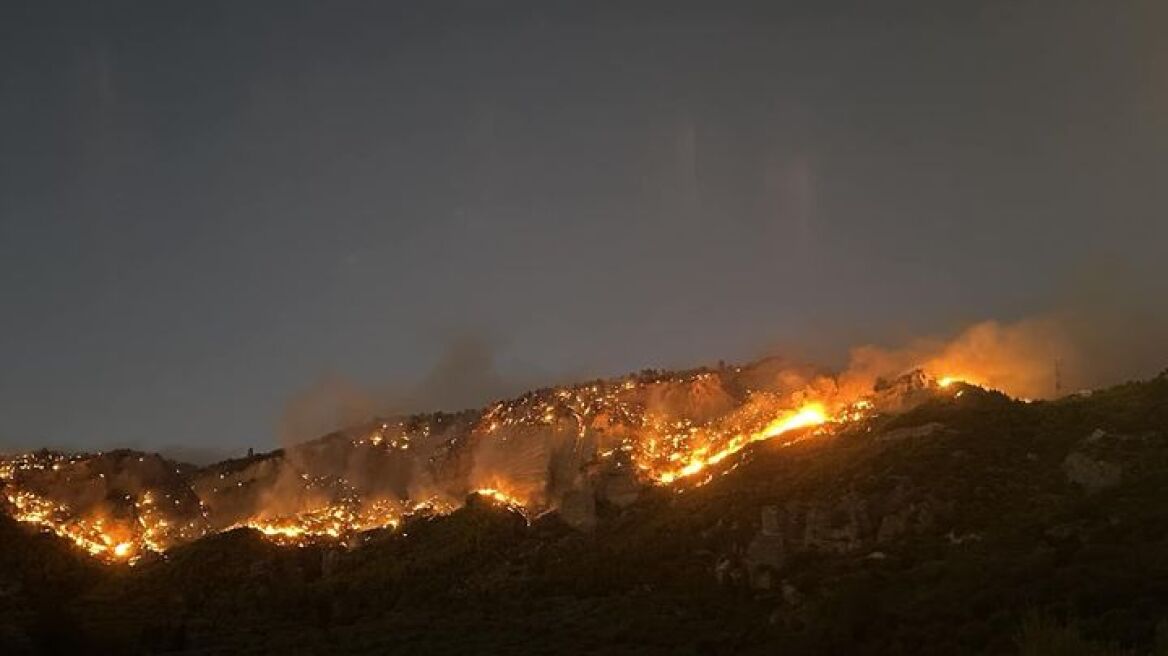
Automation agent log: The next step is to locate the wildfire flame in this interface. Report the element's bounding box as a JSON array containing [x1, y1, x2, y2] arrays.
[[473, 488, 527, 508], [3, 488, 142, 562], [655, 403, 828, 484], [0, 362, 1009, 563]]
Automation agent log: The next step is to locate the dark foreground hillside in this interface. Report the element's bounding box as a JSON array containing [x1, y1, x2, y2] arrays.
[[4, 374, 1168, 655]]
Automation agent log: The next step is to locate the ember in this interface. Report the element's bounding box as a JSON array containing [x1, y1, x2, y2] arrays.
[[0, 355, 1026, 563], [473, 488, 527, 509]]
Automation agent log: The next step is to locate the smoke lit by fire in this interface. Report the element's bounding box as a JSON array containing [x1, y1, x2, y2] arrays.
[[0, 319, 1067, 563]]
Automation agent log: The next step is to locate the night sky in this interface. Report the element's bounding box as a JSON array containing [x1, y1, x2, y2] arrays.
[[1, 1, 1165, 457]]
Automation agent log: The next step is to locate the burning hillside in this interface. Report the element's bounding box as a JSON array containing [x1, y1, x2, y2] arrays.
[[0, 373, 1020, 563], [0, 319, 1072, 563]]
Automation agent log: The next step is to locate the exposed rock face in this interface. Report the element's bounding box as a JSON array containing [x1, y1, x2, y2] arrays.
[[801, 494, 871, 554], [745, 490, 936, 586], [876, 501, 934, 543], [558, 488, 597, 530], [643, 374, 738, 424], [745, 506, 785, 589], [1062, 452, 1122, 493], [598, 470, 640, 508], [1060, 428, 1130, 493], [740, 484, 946, 586], [871, 369, 935, 414]]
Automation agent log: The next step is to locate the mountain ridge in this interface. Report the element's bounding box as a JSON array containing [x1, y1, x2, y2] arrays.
[[1, 371, 1167, 653]]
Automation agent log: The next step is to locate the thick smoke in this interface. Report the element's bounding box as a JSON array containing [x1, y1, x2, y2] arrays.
[[468, 424, 559, 505], [834, 296, 1166, 402], [9, 306, 1165, 553], [262, 304, 1162, 525], [278, 374, 379, 448], [277, 335, 546, 449], [840, 317, 1073, 400], [181, 293, 1168, 539], [404, 336, 522, 413], [228, 335, 554, 527]]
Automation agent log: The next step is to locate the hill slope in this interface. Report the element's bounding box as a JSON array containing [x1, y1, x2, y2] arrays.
[[2, 373, 1168, 653]]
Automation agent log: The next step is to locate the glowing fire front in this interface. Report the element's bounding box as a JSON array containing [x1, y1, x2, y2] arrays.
[[654, 403, 829, 484], [233, 497, 430, 545], [472, 488, 527, 509], [4, 488, 141, 562], [0, 367, 984, 563]]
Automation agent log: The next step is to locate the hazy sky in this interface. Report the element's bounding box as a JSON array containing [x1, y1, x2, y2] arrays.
[[1, 1, 1165, 455]]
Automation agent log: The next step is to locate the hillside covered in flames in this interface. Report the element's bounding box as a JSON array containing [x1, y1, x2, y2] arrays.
[[0, 356, 930, 563], [3, 354, 1168, 653]]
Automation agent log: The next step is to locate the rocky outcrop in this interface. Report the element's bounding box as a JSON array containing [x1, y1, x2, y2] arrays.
[[559, 488, 597, 530], [876, 501, 935, 543], [1062, 452, 1122, 493], [598, 470, 640, 508], [742, 494, 874, 588], [745, 506, 785, 588], [871, 369, 935, 414], [1061, 428, 1128, 493], [738, 484, 949, 589], [801, 494, 872, 554]]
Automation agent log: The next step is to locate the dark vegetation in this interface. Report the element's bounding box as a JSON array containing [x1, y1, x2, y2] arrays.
[[3, 374, 1168, 654]]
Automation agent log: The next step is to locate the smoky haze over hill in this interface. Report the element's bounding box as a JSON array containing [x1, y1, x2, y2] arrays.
[[0, 0, 1165, 455]]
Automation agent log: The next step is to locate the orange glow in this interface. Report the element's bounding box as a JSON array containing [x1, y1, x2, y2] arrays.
[[235, 499, 405, 546], [473, 488, 526, 508], [655, 403, 828, 484], [8, 356, 1038, 563], [937, 375, 984, 390]]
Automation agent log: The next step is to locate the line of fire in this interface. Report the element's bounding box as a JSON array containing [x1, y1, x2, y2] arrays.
[[0, 358, 1013, 565]]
